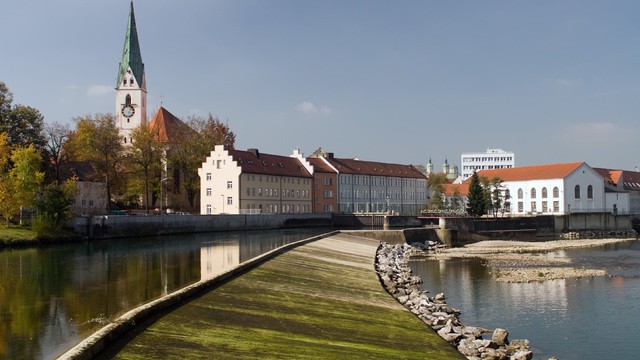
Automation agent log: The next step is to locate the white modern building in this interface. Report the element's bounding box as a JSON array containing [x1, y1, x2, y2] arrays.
[[198, 146, 313, 215], [461, 148, 515, 180]]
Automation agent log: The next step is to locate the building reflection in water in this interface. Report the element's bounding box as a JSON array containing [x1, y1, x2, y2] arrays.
[[200, 240, 240, 281]]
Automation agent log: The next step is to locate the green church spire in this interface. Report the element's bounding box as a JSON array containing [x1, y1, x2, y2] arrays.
[[117, 1, 144, 88]]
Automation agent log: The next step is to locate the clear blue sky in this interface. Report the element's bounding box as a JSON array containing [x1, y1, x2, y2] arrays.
[[2, 0, 639, 171]]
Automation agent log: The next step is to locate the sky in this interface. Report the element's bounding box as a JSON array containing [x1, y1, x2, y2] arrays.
[[1, 0, 639, 171]]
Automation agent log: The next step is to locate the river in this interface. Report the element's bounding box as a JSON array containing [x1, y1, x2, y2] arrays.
[[0, 228, 328, 360], [410, 240, 640, 360]]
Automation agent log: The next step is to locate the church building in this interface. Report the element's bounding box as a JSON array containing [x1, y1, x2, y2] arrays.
[[114, 2, 198, 213]]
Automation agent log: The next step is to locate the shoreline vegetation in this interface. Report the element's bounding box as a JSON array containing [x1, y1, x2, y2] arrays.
[[418, 238, 638, 282], [0, 226, 82, 248]]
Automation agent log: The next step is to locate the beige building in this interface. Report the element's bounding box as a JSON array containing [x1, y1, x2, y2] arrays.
[[199, 146, 313, 215]]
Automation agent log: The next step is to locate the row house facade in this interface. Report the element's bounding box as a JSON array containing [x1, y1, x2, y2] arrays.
[[199, 146, 313, 215], [198, 146, 428, 215], [308, 149, 428, 215]]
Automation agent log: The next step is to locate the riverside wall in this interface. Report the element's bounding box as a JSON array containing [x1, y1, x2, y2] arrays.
[[71, 213, 333, 239]]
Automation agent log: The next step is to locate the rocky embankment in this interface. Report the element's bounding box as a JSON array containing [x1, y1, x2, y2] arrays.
[[375, 242, 550, 360]]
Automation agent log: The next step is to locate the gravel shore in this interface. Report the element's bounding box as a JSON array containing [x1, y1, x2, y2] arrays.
[[420, 238, 638, 282]]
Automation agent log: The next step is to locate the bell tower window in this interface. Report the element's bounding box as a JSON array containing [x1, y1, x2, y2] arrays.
[[130, 78, 134, 85], [125, 94, 131, 105]]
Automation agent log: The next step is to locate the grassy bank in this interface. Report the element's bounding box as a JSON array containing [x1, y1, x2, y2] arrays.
[[0, 226, 82, 247], [104, 234, 464, 359]]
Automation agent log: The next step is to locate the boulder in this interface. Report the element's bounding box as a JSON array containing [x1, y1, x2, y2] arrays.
[[510, 350, 533, 360], [492, 328, 509, 346]]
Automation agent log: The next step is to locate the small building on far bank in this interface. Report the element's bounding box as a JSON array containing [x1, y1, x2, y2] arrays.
[[59, 161, 108, 216]]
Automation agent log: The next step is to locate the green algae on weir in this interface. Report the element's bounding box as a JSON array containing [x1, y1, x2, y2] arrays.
[[106, 235, 464, 359]]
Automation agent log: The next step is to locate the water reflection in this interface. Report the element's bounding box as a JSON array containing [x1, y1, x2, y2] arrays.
[[410, 240, 640, 360], [0, 228, 327, 360]]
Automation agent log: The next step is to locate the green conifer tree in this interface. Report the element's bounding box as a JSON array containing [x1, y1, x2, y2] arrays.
[[466, 172, 486, 217]]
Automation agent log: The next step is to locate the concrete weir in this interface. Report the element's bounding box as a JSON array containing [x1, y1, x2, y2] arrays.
[[60, 231, 463, 360]]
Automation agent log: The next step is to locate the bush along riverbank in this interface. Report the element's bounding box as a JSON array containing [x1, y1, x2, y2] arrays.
[[375, 242, 555, 360]]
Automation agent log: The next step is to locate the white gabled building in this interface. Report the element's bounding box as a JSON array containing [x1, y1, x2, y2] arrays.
[[198, 146, 313, 215], [474, 162, 612, 215]]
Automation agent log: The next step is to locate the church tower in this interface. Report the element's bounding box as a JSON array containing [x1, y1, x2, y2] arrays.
[[115, 1, 147, 145]]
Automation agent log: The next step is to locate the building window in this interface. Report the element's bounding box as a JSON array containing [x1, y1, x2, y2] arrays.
[[574, 185, 581, 199], [542, 201, 548, 212], [227, 197, 233, 205], [587, 185, 593, 199], [531, 188, 537, 199], [541, 187, 548, 198], [531, 202, 537, 213], [227, 181, 233, 189], [323, 177, 332, 185], [89, 200, 94, 206], [206, 188, 212, 196], [517, 189, 523, 200], [206, 173, 212, 181], [206, 204, 212, 214], [518, 202, 523, 212], [553, 201, 560, 212], [216, 160, 222, 169], [553, 187, 559, 198]]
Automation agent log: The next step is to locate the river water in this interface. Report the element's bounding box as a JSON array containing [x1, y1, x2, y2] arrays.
[[410, 240, 640, 360], [0, 228, 328, 360]]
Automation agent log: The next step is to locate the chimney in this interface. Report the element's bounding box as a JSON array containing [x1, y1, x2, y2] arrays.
[[248, 148, 260, 158]]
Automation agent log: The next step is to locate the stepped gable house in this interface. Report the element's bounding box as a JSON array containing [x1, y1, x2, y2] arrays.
[[199, 145, 313, 215]]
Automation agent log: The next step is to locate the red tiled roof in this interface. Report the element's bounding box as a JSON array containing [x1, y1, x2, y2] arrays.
[[465, 162, 585, 183], [323, 157, 426, 179], [229, 149, 312, 178], [308, 158, 336, 173], [443, 183, 469, 196], [149, 107, 195, 143]]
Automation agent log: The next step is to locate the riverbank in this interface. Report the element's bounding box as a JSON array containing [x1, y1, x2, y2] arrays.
[[0, 227, 82, 248], [92, 233, 464, 360], [420, 238, 638, 282]]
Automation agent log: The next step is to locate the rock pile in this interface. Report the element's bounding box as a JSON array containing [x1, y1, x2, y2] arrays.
[[375, 242, 540, 360]]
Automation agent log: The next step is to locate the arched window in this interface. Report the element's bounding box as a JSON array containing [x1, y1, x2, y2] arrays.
[[587, 185, 593, 199], [553, 187, 559, 198], [574, 185, 581, 199], [531, 188, 537, 199], [517, 188, 523, 199], [542, 187, 548, 198], [130, 78, 134, 85], [125, 94, 131, 105]]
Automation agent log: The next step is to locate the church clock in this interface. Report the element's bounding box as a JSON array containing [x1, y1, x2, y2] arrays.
[[122, 104, 135, 118]]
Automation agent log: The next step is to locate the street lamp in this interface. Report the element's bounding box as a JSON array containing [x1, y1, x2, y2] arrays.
[[159, 177, 169, 215]]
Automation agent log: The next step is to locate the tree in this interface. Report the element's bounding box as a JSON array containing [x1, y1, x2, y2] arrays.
[[450, 187, 463, 212], [426, 172, 447, 211], [167, 114, 236, 208], [37, 180, 78, 229], [67, 113, 125, 211], [0, 140, 45, 225], [2, 105, 46, 149], [44, 122, 71, 184], [466, 172, 486, 217], [489, 177, 504, 218], [0, 82, 46, 149], [128, 122, 163, 214]]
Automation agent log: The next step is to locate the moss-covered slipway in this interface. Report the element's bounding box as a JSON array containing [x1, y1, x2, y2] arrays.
[[105, 234, 463, 359]]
